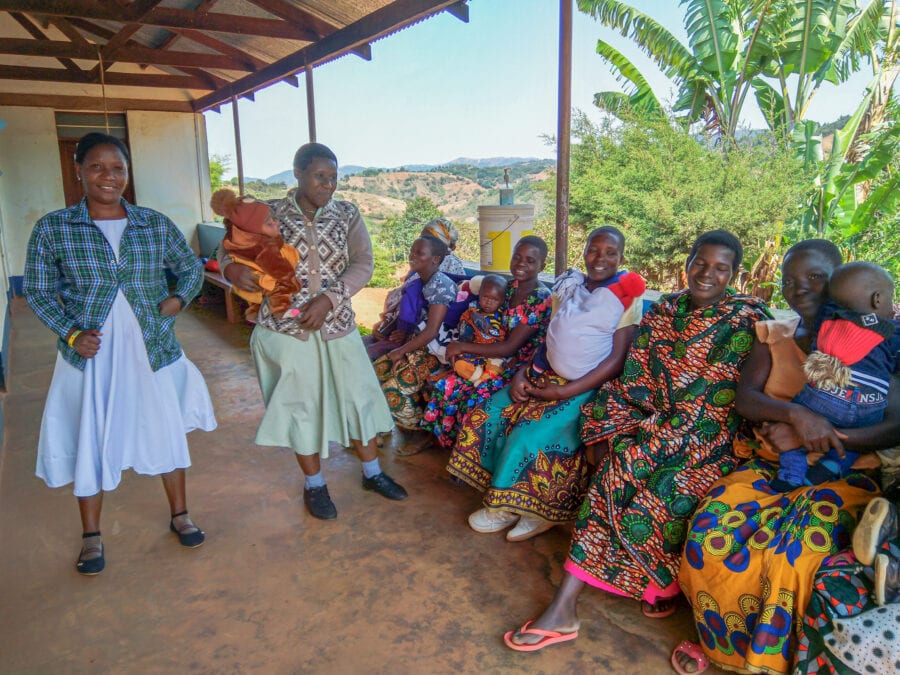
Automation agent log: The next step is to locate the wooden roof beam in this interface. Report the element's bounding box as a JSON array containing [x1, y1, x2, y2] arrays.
[[350, 43, 371, 61], [43, 16, 91, 47], [246, 0, 337, 39], [173, 28, 267, 71], [0, 64, 214, 89], [8, 11, 84, 76], [445, 2, 469, 23], [192, 0, 467, 111], [0, 91, 193, 112], [0, 2, 320, 41], [0, 39, 255, 71]]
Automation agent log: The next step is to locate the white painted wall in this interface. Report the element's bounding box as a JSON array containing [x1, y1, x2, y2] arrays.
[[0, 200, 9, 376], [0, 107, 66, 276], [0, 107, 211, 279], [127, 111, 212, 248]]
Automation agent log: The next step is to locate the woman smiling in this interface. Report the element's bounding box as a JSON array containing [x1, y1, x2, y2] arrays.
[[504, 230, 770, 651]]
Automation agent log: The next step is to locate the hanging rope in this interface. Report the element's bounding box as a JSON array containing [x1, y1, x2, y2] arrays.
[[96, 45, 110, 133]]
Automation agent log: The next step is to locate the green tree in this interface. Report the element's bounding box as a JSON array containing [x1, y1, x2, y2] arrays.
[[580, 0, 890, 143], [378, 197, 443, 263], [563, 110, 807, 291], [209, 153, 230, 192]]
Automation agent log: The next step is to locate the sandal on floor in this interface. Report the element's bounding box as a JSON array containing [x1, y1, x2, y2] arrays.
[[642, 598, 677, 619], [503, 620, 579, 652], [170, 511, 205, 548], [671, 641, 708, 674], [76, 531, 105, 576]]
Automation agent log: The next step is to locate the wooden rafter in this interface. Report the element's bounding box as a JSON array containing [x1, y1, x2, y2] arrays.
[[8, 11, 83, 75], [0, 39, 255, 72], [44, 16, 90, 47], [166, 28, 267, 71], [246, 0, 336, 39], [0, 64, 214, 90], [0, 2, 319, 40], [0, 1, 470, 111], [0, 91, 193, 112]]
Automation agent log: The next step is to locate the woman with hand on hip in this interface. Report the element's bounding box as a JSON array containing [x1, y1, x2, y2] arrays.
[[24, 132, 216, 575]]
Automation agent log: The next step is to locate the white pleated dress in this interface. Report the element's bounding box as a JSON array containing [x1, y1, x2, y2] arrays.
[[35, 218, 217, 497]]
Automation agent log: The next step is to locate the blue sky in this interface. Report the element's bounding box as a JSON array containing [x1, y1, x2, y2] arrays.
[[204, 0, 873, 180]]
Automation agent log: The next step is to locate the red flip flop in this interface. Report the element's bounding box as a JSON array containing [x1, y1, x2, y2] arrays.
[[503, 620, 579, 652], [671, 641, 708, 674], [642, 598, 677, 618]]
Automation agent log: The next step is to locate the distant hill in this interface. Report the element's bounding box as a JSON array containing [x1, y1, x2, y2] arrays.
[[333, 160, 554, 226], [441, 156, 546, 168], [263, 157, 552, 185]]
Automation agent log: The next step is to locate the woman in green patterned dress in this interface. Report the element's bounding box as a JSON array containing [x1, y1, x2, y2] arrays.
[[504, 230, 770, 651]]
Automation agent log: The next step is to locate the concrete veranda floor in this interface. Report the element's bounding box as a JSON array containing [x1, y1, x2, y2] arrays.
[[0, 295, 714, 674]]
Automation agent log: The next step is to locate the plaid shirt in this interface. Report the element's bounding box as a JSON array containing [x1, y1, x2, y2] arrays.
[[24, 198, 203, 372]]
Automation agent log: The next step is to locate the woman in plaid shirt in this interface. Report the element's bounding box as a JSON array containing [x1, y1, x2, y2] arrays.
[[24, 133, 217, 575]]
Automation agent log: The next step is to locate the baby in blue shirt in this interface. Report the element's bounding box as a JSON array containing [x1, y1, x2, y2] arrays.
[[773, 262, 899, 491]]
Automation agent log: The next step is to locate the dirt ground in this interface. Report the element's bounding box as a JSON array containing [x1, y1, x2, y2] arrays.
[[353, 286, 389, 330], [1, 297, 711, 673]]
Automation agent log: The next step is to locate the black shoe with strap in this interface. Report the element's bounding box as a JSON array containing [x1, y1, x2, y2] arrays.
[[170, 511, 205, 548], [304, 485, 338, 519], [362, 472, 408, 501], [76, 531, 105, 576]]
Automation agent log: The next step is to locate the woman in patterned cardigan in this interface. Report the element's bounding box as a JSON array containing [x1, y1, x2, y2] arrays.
[[221, 143, 407, 520]]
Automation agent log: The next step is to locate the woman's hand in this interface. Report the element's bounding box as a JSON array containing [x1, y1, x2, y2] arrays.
[[73, 328, 102, 359], [223, 262, 262, 293], [758, 420, 847, 459], [158, 296, 182, 316], [509, 367, 531, 403], [387, 329, 409, 344], [525, 381, 565, 401], [787, 405, 847, 456], [387, 348, 406, 367], [296, 295, 332, 331], [445, 341, 468, 361]]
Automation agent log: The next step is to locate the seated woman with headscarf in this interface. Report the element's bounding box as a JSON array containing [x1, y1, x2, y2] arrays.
[[364, 218, 466, 360]]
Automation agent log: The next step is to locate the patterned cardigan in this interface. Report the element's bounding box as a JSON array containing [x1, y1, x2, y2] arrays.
[[220, 191, 374, 341]]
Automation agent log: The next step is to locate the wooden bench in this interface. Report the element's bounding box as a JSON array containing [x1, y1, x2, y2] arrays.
[[202, 269, 240, 323]]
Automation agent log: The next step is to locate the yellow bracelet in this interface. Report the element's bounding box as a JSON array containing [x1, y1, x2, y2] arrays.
[[66, 329, 82, 348]]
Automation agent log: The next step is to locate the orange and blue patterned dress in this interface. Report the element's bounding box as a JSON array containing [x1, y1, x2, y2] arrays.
[[677, 317, 879, 674], [568, 291, 769, 601]]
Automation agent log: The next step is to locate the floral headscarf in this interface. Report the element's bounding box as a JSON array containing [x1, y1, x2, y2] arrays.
[[421, 217, 459, 247]]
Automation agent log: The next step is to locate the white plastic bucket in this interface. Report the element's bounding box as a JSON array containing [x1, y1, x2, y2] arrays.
[[477, 204, 534, 273]]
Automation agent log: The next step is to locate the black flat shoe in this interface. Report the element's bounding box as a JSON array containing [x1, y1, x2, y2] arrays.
[[362, 472, 408, 501], [76, 532, 105, 576], [304, 485, 338, 520], [170, 511, 205, 548]]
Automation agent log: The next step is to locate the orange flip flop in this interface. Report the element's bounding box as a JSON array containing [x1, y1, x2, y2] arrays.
[[503, 621, 579, 652]]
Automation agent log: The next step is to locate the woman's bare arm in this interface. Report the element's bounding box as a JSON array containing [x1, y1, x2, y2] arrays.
[[735, 338, 845, 455]]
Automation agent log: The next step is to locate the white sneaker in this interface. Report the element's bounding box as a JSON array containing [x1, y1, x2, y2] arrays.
[[468, 508, 519, 533], [506, 515, 555, 542]]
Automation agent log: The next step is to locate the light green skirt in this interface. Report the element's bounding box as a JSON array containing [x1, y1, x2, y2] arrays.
[[250, 326, 393, 456]]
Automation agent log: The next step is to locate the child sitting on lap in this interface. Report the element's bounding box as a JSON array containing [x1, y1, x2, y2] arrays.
[[774, 261, 899, 490], [210, 188, 300, 322], [452, 274, 509, 384]]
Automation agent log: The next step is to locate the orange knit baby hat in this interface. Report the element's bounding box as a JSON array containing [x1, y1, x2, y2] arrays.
[[210, 188, 272, 235]]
